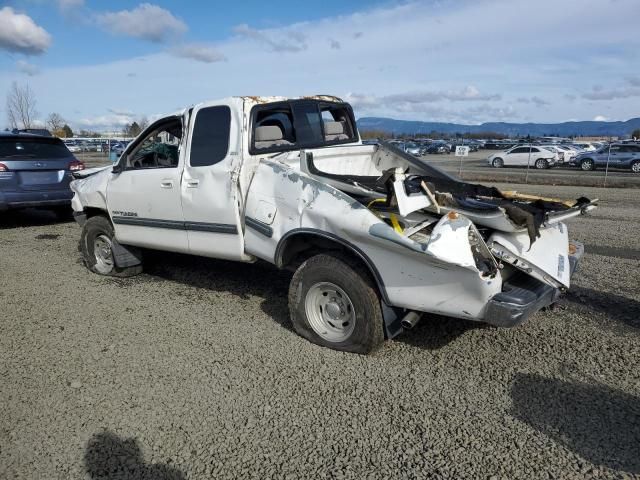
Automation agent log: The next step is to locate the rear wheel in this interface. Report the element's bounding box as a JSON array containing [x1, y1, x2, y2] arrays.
[[535, 158, 549, 169], [631, 161, 640, 173], [492, 157, 504, 168], [288, 253, 384, 354], [80, 215, 142, 277], [580, 158, 595, 171]]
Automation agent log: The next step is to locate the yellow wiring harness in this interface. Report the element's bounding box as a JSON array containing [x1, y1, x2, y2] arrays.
[[366, 198, 404, 234]]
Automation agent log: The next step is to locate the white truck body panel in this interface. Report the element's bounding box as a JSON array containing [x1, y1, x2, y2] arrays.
[[70, 95, 594, 332]]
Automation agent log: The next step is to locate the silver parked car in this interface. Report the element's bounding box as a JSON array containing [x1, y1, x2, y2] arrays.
[[0, 132, 84, 216]]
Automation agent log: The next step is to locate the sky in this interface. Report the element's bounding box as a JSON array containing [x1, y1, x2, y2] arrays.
[[0, 0, 639, 132]]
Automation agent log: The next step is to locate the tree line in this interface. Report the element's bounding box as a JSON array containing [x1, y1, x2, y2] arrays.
[[4, 81, 147, 138]]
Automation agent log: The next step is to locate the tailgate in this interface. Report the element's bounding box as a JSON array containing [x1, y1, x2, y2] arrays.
[[18, 170, 66, 188], [488, 222, 571, 288]]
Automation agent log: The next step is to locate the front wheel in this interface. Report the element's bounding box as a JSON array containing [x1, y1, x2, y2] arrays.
[[580, 159, 595, 171], [80, 215, 142, 277], [492, 157, 504, 168], [535, 158, 549, 169], [288, 253, 384, 354]]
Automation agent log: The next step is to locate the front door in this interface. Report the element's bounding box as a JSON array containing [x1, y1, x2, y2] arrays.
[[107, 117, 188, 252], [505, 147, 530, 166], [181, 99, 249, 260]]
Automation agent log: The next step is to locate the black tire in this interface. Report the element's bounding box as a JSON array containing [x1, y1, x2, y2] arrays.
[[580, 158, 595, 171], [80, 215, 142, 277], [631, 160, 640, 173], [535, 158, 549, 169], [492, 157, 504, 168], [288, 253, 384, 354]]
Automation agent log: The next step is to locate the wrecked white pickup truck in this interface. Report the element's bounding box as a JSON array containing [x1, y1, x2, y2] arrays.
[[71, 96, 597, 353]]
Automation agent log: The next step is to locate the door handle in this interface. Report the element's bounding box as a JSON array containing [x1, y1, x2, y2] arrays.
[[186, 179, 199, 188], [160, 180, 173, 188]]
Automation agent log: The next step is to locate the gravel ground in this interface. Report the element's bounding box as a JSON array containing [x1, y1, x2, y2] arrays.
[[0, 183, 638, 479]]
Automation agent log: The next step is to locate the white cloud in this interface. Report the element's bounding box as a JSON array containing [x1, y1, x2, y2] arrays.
[[0, 7, 52, 55], [57, 0, 85, 10], [169, 43, 226, 63], [627, 76, 640, 87], [107, 108, 135, 117], [16, 59, 39, 76], [531, 96, 550, 107], [582, 85, 640, 100], [79, 113, 135, 129], [96, 3, 187, 43], [232, 23, 307, 52], [593, 115, 608, 121], [2, 0, 640, 128], [346, 86, 501, 111]]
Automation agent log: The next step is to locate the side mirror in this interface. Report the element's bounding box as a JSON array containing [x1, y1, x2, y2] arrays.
[[112, 163, 123, 174]]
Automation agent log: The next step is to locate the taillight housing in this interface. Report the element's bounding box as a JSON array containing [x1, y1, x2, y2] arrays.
[[0, 163, 7, 172], [69, 160, 85, 171]]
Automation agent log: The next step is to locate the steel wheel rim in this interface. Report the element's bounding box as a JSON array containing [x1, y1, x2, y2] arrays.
[[304, 282, 356, 343], [581, 160, 592, 170], [632, 163, 640, 173], [536, 159, 546, 169], [93, 234, 114, 274]]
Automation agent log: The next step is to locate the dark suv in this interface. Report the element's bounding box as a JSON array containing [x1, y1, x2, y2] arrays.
[[573, 143, 640, 172], [0, 133, 84, 216]]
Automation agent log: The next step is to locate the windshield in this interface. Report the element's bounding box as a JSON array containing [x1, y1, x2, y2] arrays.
[[0, 138, 73, 159]]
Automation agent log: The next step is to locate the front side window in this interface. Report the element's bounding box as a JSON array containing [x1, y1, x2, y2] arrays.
[[250, 100, 357, 154], [125, 119, 182, 170], [190, 106, 231, 167]]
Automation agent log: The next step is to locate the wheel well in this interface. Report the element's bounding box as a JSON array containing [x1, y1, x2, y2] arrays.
[[84, 207, 109, 219], [275, 231, 389, 304]]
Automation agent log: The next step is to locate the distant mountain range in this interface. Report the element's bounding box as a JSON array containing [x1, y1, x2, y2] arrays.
[[357, 116, 640, 137]]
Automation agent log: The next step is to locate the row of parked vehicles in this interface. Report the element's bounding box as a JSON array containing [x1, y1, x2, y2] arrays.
[[487, 143, 640, 172], [389, 139, 483, 156], [63, 139, 131, 154]]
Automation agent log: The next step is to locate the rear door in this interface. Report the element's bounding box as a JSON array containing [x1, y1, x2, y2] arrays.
[[181, 99, 249, 260]]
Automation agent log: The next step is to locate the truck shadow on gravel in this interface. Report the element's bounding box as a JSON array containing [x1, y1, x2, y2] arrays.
[[142, 250, 295, 332], [0, 208, 72, 229], [84, 431, 185, 479], [395, 315, 482, 350], [564, 286, 640, 330], [511, 373, 640, 474], [141, 250, 473, 350]]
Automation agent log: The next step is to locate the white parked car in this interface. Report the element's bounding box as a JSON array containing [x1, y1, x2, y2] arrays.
[[69, 95, 596, 354], [64, 141, 82, 153], [487, 145, 559, 169], [572, 142, 597, 152]]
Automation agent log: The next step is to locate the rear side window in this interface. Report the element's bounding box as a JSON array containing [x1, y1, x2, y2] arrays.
[[0, 139, 72, 159], [190, 106, 231, 167], [250, 100, 357, 154], [291, 102, 324, 144]]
